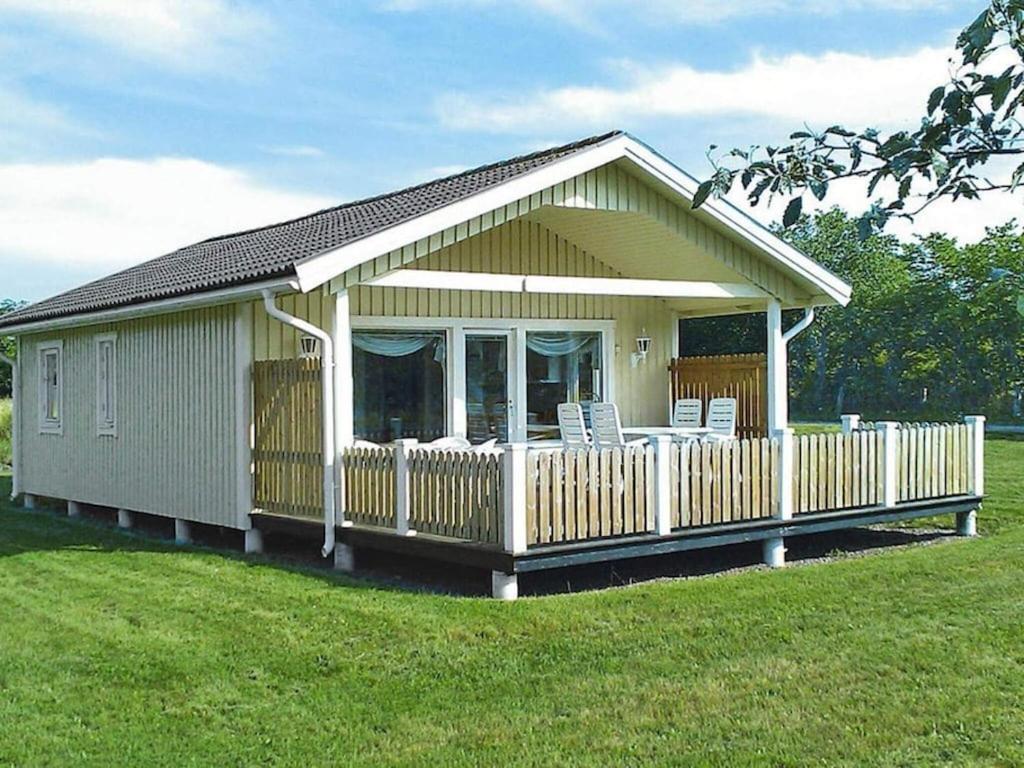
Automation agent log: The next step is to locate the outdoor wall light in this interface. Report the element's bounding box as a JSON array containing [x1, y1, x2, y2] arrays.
[[631, 328, 652, 368], [299, 334, 322, 359]]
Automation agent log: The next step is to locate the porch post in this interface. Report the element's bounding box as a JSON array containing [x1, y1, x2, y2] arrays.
[[841, 414, 860, 434], [959, 415, 985, 537], [652, 435, 673, 536], [877, 421, 899, 508], [496, 443, 527, 600], [766, 299, 787, 434], [333, 289, 354, 528], [393, 439, 417, 536], [764, 426, 793, 568]]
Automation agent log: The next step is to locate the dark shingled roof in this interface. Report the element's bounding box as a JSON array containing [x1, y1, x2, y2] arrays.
[[0, 131, 624, 329]]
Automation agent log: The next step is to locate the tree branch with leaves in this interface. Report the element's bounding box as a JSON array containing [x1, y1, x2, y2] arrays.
[[693, 0, 1024, 239]]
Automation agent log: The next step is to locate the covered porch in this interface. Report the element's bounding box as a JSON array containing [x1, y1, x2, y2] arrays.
[[245, 145, 983, 597]]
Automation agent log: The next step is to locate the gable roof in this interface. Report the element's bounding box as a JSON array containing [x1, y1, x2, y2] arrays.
[[0, 130, 851, 333], [0, 131, 624, 330]]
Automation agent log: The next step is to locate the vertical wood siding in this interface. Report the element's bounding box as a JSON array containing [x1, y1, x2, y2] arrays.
[[18, 306, 240, 526], [330, 163, 803, 302], [251, 219, 676, 427]]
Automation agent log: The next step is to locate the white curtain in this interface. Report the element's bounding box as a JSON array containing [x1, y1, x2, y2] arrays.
[[526, 332, 598, 357], [353, 332, 446, 363]]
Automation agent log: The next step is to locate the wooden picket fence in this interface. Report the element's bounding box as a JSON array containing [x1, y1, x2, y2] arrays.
[[342, 447, 396, 527], [792, 431, 881, 514], [896, 423, 971, 502], [525, 446, 655, 545], [668, 354, 767, 439], [671, 437, 779, 527], [408, 449, 503, 544], [252, 359, 323, 518]]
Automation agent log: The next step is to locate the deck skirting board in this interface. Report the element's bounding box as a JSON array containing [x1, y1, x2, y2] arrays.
[[512, 495, 981, 573], [251, 495, 980, 576]]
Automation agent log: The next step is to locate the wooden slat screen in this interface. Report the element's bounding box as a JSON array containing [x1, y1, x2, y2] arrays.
[[668, 354, 767, 439], [253, 359, 323, 518], [342, 447, 396, 528], [525, 446, 655, 546], [792, 430, 881, 514], [896, 423, 970, 502], [670, 437, 778, 527], [408, 449, 503, 544]]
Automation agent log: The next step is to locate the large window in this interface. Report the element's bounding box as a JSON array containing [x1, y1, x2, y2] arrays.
[[95, 333, 117, 436], [352, 330, 447, 443], [525, 331, 602, 437], [38, 341, 63, 435]]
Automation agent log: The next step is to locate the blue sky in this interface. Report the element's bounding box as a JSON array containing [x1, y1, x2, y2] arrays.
[[0, 0, 1010, 302]]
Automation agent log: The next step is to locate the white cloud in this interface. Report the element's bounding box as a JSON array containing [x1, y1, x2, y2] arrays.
[[384, 0, 951, 27], [0, 158, 332, 275], [732, 169, 1022, 243], [439, 45, 955, 132], [262, 145, 326, 158], [0, 0, 268, 67]]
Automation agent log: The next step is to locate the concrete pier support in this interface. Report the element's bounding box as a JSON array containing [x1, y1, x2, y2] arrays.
[[244, 528, 264, 554], [957, 509, 978, 537], [491, 571, 519, 600], [117, 509, 134, 529], [763, 536, 786, 568], [23, 494, 36, 510], [333, 542, 355, 572], [174, 519, 192, 545], [67, 500, 81, 518]]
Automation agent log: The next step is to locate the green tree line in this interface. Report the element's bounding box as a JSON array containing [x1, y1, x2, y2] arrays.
[[682, 209, 1024, 423]]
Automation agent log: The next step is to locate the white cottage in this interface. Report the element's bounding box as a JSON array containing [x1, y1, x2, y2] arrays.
[[0, 132, 984, 598]]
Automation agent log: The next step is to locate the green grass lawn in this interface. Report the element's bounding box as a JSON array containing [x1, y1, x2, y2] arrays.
[[1, 440, 1023, 766]]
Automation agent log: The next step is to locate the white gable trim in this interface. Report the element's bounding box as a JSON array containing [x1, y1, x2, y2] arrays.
[[620, 140, 852, 306], [294, 134, 851, 307], [293, 136, 631, 292]]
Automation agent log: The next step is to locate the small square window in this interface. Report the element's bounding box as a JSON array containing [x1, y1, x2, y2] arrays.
[[38, 341, 63, 435], [96, 334, 117, 436]]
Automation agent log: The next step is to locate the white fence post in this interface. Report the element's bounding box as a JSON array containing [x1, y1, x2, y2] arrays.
[[502, 443, 528, 555], [841, 414, 860, 434], [393, 438, 417, 536], [652, 435, 673, 536], [877, 421, 899, 508], [764, 427, 793, 568], [964, 415, 985, 497], [959, 415, 985, 537]]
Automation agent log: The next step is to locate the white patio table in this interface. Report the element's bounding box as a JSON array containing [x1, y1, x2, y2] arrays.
[[622, 426, 714, 440]]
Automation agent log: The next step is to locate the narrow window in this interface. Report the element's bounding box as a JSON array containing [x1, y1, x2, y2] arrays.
[[38, 341, 63, 434], [95, 334, 117, 436]]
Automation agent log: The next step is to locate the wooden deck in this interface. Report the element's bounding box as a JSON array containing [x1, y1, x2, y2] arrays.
[[251, 418, 985, 581]]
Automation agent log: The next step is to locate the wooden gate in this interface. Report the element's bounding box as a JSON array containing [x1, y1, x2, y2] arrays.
[[253, 359, 323, 518], [668, 354, 767, 439]]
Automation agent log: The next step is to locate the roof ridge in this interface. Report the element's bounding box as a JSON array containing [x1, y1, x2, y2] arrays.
[[194, 130, 625, 247]]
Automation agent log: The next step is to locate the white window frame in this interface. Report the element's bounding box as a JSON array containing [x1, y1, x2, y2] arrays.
[[95, 332, 117, 437], [37, 340, 64, 436], [351, 316, 615, 442]]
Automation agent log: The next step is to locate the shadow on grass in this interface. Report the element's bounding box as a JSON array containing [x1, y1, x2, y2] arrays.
[[0, 475, 958, 599]]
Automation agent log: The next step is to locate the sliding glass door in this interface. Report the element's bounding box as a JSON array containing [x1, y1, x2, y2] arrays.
[[465, 332, 512, 443]]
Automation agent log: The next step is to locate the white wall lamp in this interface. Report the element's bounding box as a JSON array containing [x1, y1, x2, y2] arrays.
[[631, 328, 652, 368], [299, 334, 322, 359]]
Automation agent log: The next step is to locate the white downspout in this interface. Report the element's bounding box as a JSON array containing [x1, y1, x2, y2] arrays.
[[783, 308, 816, 345], [261, 287, 336, 558], [0, 346, 18, 500], [766, 302, 816, 434]]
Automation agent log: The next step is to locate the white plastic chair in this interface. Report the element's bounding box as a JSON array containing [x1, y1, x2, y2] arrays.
[[557, 402, 591, 448], [428, 436, 472, 450], [704, 398, 737, 442], [590, 402, 646, 449], [671, 398, 703, 429]]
